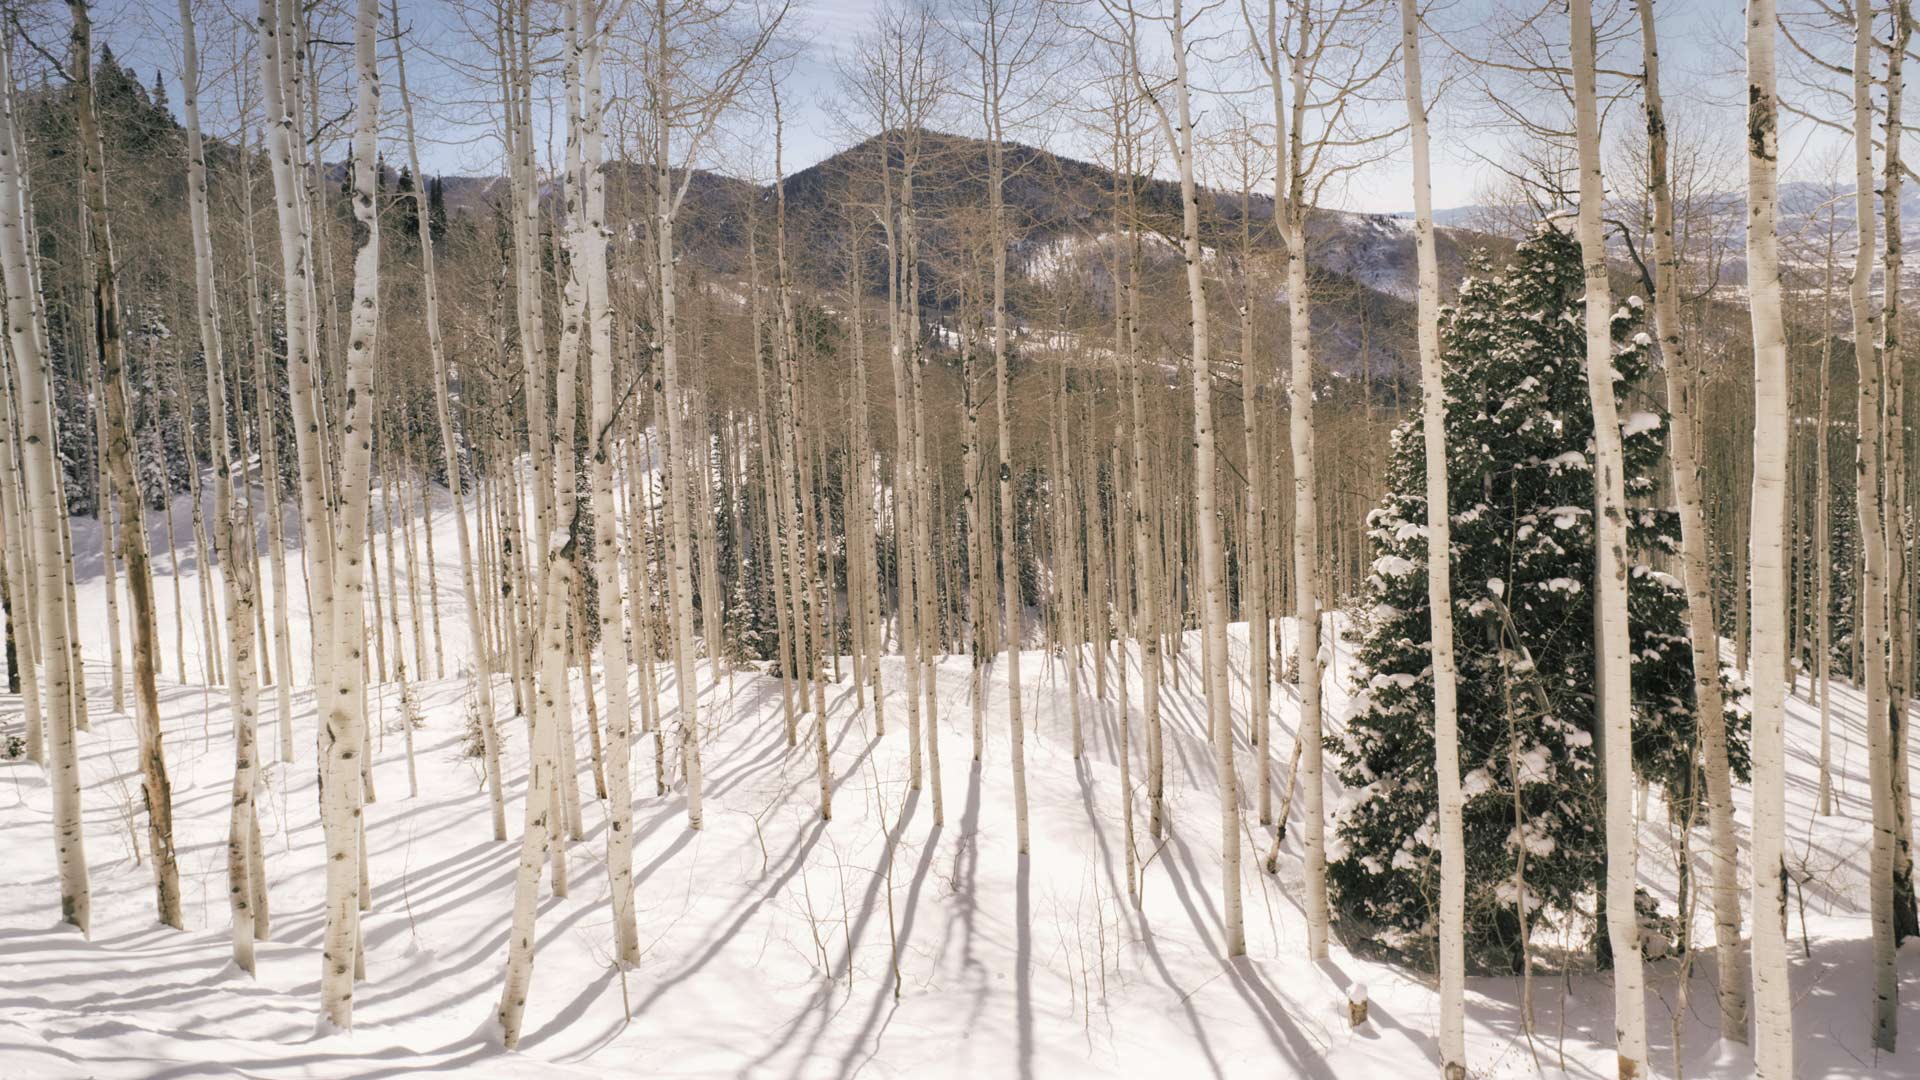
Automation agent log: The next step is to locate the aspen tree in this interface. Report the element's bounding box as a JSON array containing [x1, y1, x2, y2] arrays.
[[55, 467, 83, 735], [1228, 124, 1272, 830], [0, 35, 86, 934], [176, 0, 268, 968], [907, 270, 942, 822], [1571, 0, 1646, 1070], [397, 459, 428, 685], [176, 348, 221, 687], [236, 114, 295, 762], [883, 141, 926, 798], [847, 228, 885, 736], [504, 0, 553, 559], [1634, 0, 1746, 1040], [1052, 369, 1083, 760], [645, 0, 782, 828], [1882, 0, 1919, 950], [841, 14, 938, 795], [1848, 0, 1898, 1054], [306, 0, 385, 1028], [771, 90, 834, 821], [747, 225, 797, 746], [70, 0, 182, 931], [566, 0, 639, 962], [1283, 6, 1325, 962], [495, 532, 575, 1049], [547, 0, 588, 849], [963, 265, 988, 762], [1814, 207, 1838, 819], [0, 254, 39, 767], [1117, 0, 1242, 956], [260, 0, 335, 779], [87, 349, 122, 713], [987, 20, 1028, 852], [1118, 109, 1164, 842], [1242, 0, 1393, 956], [1399, 1, 1463, 1072]]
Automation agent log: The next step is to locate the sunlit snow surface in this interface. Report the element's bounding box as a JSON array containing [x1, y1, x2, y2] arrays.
[[2, 488, 1916, 1078]]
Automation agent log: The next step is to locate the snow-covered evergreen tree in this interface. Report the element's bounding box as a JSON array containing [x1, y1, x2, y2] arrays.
[[1329, 226, 1749, 971], [723, 564, 765, 664]]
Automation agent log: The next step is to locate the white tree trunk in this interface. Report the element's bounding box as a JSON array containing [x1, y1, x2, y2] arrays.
[[0, 273, 41, 767], [259, 0, 335, 777], [1400, 3, 1464, 1072], [1883, 2, 1919, 948], [1848, 0, 1899, 1055], [567, 0, 637, 965], [987, 130, 1028, 849], [656, 162, 703, 831], [390, 0, 504, 839], [89, 361, 122, 715], [1816, 319, 1834, 819], [70, 0, 181, 931], [1636, 0, 1747, 1041], [1135, 0, 1242, 955], [1571, 0, 1646, 1072], [180, 0, 267, 969], [312, 0, 384, 1028], [0, 43, 86, 932], [495, 541, 573, 1048]]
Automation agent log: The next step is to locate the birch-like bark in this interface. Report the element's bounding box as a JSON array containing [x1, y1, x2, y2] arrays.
[[1881, 0, 1919, 949], [0, 263, 40, 766], [980, 21, 1029, 850], [1849, 0, 1898, 1054], [0, 40, 86, 933], [495, 537, 573, 1049], [69, 0, 181, 931], [908, 290, 942, 822], [1247, 0, 1325, 957], [1238, 179, 1271, 830], [87, 351, 122, 713], [771, 96, 834, 821], [1815, 239, 1835, 817], [235, 120, 295, 761], [1400, 2, 1463, 1071], [505, 3, 552, 557], [1127, 0, 1241, 955], [747, 229, 796, 745], [312, 0, 384, 1028], [655, 167, 703, 828], [1635, 0, 1746, 1040], [565, 0, 637, 963], [1572, 0, 1645, 1070], [1283, 38, 1332, 966], [260, 0, 335, 783], [1122, 174, 1163, 842], [393, 1, 504, 836], [179, 0, 267, 968], [847, 234, 885, 736]]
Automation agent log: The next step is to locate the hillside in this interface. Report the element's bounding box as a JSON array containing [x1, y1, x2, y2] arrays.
[[426, 129, 1511, 384]]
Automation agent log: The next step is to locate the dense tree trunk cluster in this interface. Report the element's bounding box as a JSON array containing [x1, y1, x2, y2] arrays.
[[0, 1, 1915, 1075]]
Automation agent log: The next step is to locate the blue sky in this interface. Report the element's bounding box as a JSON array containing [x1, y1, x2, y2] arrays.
[[98, 0, 1776, 215]]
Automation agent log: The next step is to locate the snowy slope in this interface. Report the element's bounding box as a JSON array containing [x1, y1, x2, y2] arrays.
[[1, 492, 1916, 1079]]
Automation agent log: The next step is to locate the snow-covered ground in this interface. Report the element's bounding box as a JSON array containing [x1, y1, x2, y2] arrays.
[[1, 494, 1917, 1078]]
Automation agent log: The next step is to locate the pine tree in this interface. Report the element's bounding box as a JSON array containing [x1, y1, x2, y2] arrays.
[[394, 165, 420, 245], [1329, 226, 1749, 972], [427, 175, 448, 247], [723, 569, 763, 664]]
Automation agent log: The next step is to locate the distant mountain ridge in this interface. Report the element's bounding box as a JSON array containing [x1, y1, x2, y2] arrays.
[[409, 129, 1519, 384]]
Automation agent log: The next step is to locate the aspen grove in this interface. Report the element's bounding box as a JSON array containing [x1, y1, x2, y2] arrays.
[[4, 0, 1920, 1077]]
